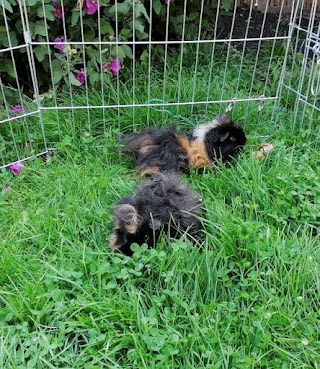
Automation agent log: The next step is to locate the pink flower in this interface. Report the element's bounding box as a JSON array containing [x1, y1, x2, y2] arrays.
[[53, 5, 63, 19], [76, 68, 86, 84], [51, 0, 58, 2], [2, 183, 11, 194], [83, 0, 100, 15], [10, 105, 23, 114], [101, 63, 107, 72], [108, 59, 121, 76], [8, 162, 23, 177], [165, 0, 170, 3], [54, 37, 66, 51]]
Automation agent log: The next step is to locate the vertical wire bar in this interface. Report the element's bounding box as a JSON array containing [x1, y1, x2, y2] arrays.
[[281, 0, 305, 115], [21, 0, 48, 153], [147, 0, 154, 126], [79, 3, 91, 133], [60, 0, 75, 129], [0, 74, 11, 121], [244, 0, 270, 118], [261, 1, 285, 95], [176, 0, 188, 115], [41, 0, 61, 137], [162, 1, 171, 120], [190, 0, 205, 116], [234, 1, 255, 100], [246, 1, 270, 99], [114, 1, 121, 128], [219, 1, 238, 109], [291, 0, 309, 127], [301, 24, 320, 131], [292, 0, 318, 128], [132, 0, 136, 128], [97, 4, 106, 134], [2, 4, 32, 154], [0, 75, 20, 164], [280, 0, 303, 114], [205, 0, 221, 112]]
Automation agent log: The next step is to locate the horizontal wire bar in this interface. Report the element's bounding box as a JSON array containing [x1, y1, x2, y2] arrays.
[[31, 36, 290, 47], [0, 149, 56, 170], [0, 110, 40, 125], [281, 83, 308, 100], [282, 83, 320, 110], [299, 98, 320, 112], [0, 44, 28, 53], [289, 23, 320, 35], [39, 96, 277, 110]]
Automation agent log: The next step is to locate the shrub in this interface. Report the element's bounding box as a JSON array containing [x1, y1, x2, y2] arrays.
[[0, 0, 233, 99]]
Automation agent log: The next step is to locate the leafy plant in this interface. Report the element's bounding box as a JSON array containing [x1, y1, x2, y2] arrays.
[[0, 0, 234, 98]]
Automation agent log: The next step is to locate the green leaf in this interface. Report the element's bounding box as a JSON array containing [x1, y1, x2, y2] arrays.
[[129, 19, 145, 34], [221, 0, 233, 11], [37, 4, 55, 21], [108, 2, 131, 16], [71, 11, 80, 26], [68, 72, 82, 86], [33, 46, 49, 62], [33, 23, 48, 37], [1, 0, 13, 12], [152, 0, 162, 16], [120, 44, 133, 59], [120, 28, 133, 39], [136, 30, 149, 41], [89, 72, 100, 86], [53, 69, 65, 84], [111, 46, 125, 61], [140, 49, 149, 63], [100, 19, 114, 36], [27, 0, 39, 5], [135, 3, 150, 22], [1, 59, 16, 79], [8, 31, 18, 47], [84, 31, 95, 41]]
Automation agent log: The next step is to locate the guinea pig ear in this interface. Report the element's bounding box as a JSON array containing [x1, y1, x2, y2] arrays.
[[219, 131, 229, 142]]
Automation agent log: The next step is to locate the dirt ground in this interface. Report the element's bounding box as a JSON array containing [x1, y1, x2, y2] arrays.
[[217, 5, 314, 49]]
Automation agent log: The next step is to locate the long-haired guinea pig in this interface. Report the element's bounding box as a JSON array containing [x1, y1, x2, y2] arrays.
[[120, 115, 246, 176], [109, 172, 203, 256]]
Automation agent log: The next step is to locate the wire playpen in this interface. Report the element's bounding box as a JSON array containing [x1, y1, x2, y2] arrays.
[[0, 0, 319, 169]]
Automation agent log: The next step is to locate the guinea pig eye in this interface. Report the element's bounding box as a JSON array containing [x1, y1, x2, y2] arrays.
[[229, 136, 236, 142]]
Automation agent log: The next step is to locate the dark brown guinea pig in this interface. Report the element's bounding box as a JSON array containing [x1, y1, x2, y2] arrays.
[[109, 172, 203, 256]]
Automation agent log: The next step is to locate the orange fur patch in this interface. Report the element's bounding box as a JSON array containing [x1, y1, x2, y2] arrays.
[[177, 136, 211, 168]]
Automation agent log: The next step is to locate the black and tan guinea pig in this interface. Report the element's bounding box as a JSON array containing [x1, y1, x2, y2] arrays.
[[109, 172, 203, 256], [120, 115, 246, 176]]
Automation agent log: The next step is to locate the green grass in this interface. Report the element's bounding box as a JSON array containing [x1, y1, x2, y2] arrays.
[[0, 45, 320, 368]]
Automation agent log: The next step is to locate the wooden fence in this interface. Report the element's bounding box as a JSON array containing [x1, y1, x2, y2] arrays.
[[205, 0, 320, 16], [238, 0, 320, 14]]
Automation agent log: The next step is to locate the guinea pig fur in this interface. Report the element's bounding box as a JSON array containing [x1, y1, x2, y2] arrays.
[[109, 172, 203, 256], [120, 115, 246, 176]]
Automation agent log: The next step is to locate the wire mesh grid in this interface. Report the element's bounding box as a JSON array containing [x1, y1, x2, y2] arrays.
[[0, 0, 319, 169], [280, 0, 320, 128]]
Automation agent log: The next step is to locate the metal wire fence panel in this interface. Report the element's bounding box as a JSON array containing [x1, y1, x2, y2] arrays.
[[0, 0, 319, 167], [0, 1, 48, 169], [279, 0, 320, 128]]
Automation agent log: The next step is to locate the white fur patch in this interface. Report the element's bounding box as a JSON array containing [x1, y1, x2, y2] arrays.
[[193, 119, 220, 141]]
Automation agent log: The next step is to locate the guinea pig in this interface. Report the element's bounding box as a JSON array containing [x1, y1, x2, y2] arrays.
[[109, 172, 203, 256], [120, 115, 246, 176]]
